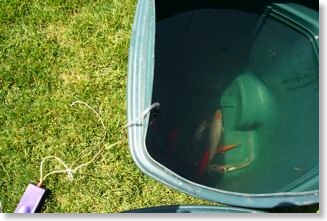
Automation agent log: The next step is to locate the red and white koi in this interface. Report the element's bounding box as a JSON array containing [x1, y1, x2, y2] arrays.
[[196, 110, 238, 176], [166, 110, 241, 177]]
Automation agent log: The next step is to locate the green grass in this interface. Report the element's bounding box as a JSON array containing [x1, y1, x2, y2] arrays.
[[0, 0, 318, 213], [0, 0, 217, 213]]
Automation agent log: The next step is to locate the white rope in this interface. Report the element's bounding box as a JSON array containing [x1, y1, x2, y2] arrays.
[[70, 100, 107, 167], [38, 100, 107, 186], [124, 102, 160, 128], [39, 156, 74, 185], [38, 142, 123, 186], [71, 100, 106, 134], [38, 101, 160, 186]]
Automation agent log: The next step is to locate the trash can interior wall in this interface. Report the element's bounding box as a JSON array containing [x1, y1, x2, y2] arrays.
[[145, 0, 319, 194]]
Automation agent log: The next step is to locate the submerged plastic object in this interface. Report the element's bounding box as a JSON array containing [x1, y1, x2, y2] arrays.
[[127, 0, 318, 209]]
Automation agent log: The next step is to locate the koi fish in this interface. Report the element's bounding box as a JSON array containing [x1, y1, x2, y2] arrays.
[[208, 110, 223, 160], [166, 110, 240, 176], [196, 110, 238, 176]]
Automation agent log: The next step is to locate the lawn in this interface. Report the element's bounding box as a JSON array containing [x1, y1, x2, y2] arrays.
[[0, 0, 217, 213], [0, 0, 319, 213]]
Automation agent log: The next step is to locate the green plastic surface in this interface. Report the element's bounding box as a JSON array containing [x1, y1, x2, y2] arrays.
[[127, 0, 319, 208], [124, 205, 262, 213]]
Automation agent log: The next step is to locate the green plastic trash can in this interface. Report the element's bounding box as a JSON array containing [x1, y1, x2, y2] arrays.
[[127, 0, 319, 209], [124, 205, 262, 213]]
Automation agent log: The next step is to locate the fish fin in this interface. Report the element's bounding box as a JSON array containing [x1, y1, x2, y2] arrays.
[[208, 164, 226, 173], [216, 144, 240, 154], [210, 160, 252, 173]]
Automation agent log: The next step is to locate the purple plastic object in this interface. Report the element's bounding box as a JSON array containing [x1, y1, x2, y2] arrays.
[[15, 183, 47, 213]]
